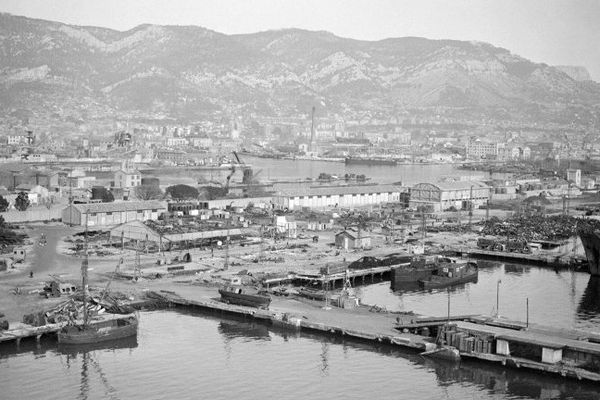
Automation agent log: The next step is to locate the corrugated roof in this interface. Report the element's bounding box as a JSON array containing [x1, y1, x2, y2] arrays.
[[277, 184, 403, 197], [414, 181, 489, 191], [164, 228, 250, 242], [72, 200, 166, 213]]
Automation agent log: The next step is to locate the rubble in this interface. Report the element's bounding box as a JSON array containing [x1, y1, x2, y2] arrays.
[[480, 215, 595, 241]]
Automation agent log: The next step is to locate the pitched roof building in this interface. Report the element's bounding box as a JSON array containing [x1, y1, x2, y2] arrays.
[[62, 200, 166, 226]]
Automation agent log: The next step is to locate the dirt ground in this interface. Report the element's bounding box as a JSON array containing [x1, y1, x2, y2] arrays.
[[0, 212, 486, 324]]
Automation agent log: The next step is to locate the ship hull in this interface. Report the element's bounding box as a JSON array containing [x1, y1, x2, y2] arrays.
[[219, 289, 271, 308], [344, 158, 397, 166], [579, 231, 600, 276], [58, 315, 138, 345]]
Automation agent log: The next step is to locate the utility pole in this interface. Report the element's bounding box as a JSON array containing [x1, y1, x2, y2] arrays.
[[496, 279, 502, 317], [468, 185, 473, 229], [224, 227, 230, 271]]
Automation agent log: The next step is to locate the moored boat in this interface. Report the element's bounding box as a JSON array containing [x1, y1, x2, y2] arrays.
[[58, 211, 138, 345], [418, 261, 478, 289], [578, 227, 600, 276], [344, 157, 397, 166], [219, 282, 272, 309], [297, 287, 327, 301], [390, 255, 448, 289], [420, 345, 461, 361], [58, 315, 138, 344]]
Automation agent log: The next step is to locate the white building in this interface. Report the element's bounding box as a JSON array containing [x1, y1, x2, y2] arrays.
[[466, 138, 499, 160], [566, 169, 581, 186], [62, 200, 166, 226], [114, 170, 142, 188], [274, 185, 404, 211], [409, 181, 490, 212]]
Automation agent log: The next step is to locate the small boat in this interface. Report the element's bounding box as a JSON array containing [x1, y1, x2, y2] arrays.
[[219, 277, 271, 308], [58, 315, 138, 345], [418, 261, 478, 289], [420, 345, 461, 361], [297, 287, 327, 301], [58, 211, 138, 345], [391, 255, 452, 285], [219, 286, 271, 308]]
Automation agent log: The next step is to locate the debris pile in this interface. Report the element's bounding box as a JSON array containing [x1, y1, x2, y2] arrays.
[[480, 215, 595, 241]]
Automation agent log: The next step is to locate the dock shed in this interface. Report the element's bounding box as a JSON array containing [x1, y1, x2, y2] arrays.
[[62, 200, 166, 227], [109, 220, 251, 251], [274, 184, 404, 211], [409, 181, 490, 212]]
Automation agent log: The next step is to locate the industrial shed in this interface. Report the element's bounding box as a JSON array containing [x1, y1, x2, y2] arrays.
[[108, 220, 251, 251], [274, 184, 404, 211], [62, 200, 166, 227], [409, 181, 490, 212]]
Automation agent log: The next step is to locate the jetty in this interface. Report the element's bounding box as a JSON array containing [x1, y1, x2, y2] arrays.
[[3, 282, 600, 383], [146, 285, 600, 382], [451, 247, 587, 269]]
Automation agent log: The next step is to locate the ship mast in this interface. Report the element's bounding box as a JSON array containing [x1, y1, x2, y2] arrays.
[[82, 210, 89, 325]]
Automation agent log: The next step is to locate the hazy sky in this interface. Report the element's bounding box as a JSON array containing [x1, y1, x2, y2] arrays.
[[2, 0, 599, 80]]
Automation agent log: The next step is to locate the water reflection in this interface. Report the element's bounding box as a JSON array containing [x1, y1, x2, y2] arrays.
[[0, 334, 56, 359], [503, 263, 531, 275], [427, 357, 600, 400], [217, 320, 271, 341], [55, 337, 137, 400], [578, 276, 600, 319]]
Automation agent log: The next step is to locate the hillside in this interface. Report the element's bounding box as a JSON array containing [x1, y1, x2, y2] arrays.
[[1, 13, 599, 123]]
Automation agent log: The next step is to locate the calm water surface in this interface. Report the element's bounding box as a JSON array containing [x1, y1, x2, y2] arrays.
[[2, 309, 600, 400], [361, 261, 600, 332], [245, 156, 474, 184]]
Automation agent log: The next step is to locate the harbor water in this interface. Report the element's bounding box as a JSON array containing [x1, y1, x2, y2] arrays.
[[3, 307, 600, 400], [243, 156, 474, 184], [3, 261, 600, 400]]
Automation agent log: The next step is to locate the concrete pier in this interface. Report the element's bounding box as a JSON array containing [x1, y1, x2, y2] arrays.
[[149, 285, 600, 383]]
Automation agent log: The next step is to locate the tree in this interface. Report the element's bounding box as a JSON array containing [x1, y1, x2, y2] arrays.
[[91, 187, 114, 202], [0, 195, 8, 212], [14, 191, 30, 211], [166, 184, 199, 200], [135, 185, 164, 200]]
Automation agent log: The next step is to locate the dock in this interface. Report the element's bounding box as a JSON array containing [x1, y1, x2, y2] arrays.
[[293, 266, 392, 288], [452, 247, 586, 268], [147, 285, 600, 382], [4, 283, 600, 383], [0, 321, 68, 345], [150, 285, 432, 352], [0, 314, 124, 346]]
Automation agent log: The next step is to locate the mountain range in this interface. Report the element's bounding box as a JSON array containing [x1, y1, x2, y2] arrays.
[[1, 12, 599, 124]]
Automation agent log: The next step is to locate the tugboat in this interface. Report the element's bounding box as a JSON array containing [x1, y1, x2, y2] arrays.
[[418, 261, 478, 289], [219, 277, 271, 309]]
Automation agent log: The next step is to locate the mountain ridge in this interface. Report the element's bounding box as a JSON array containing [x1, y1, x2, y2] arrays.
[[1, 12, 598, 124]]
